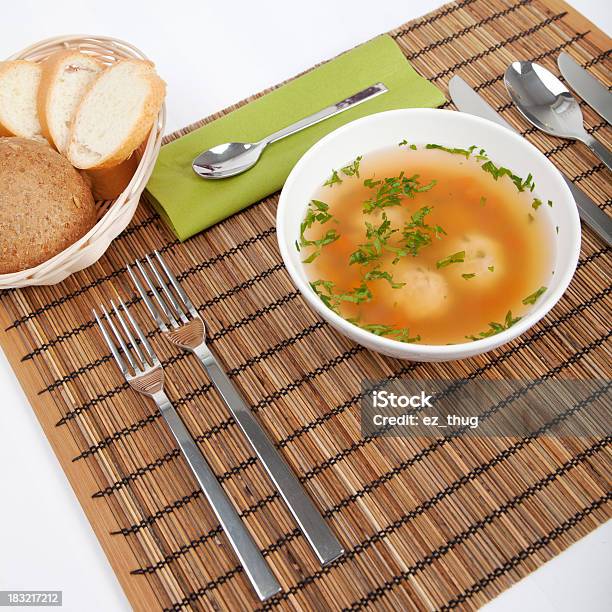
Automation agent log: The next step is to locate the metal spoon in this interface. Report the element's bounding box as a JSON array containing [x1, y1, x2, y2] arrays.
[[192, 82, 388, 179], [504, 61, 611, 171]]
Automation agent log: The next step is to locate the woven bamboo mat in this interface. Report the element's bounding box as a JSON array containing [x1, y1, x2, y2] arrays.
[[1, 0, 611, 610]]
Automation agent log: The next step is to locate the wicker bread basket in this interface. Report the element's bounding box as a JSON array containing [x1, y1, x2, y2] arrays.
[[0, 35, 166, 288]]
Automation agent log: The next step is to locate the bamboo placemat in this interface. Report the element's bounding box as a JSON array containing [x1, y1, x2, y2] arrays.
[[1, 0, 610, 610]]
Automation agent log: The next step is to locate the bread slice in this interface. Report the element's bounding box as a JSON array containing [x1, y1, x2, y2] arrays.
[[67, 59, 165, 169], [0, 61, 44, 139], [38, 51, 103, 153]]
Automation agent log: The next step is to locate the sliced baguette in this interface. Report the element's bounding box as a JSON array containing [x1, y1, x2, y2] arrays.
[[67, 59, 165, 169], [0, 61, 44, 139], [38, 51, 103, 153]]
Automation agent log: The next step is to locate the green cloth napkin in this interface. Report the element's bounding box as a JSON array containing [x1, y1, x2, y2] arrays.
[[146, 34, 446, 240]]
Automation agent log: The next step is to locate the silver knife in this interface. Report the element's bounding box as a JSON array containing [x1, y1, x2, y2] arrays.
[[558, 52, 612, 125], [448, 75, 612, 247]]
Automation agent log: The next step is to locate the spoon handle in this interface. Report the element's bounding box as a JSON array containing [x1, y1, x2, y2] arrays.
[[583, 134, 612, 172], [262, 83, 388, 146]]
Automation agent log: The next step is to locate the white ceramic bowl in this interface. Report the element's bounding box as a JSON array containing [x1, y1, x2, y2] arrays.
[[277, 109, 580, 361]]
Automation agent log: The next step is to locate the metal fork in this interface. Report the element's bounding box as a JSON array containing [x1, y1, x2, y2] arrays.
[[128, 252, 344, 566], [94, 298, 281, 601]]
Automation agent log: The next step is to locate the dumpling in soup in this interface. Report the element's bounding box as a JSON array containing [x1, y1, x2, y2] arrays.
[[378, 262, 450, 319], [446, 233, 505, 284]]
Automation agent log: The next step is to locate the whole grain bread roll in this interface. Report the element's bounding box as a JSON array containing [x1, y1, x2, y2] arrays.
[[0, 137, 97, 273]]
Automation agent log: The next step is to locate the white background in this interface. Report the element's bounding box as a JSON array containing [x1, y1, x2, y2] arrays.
[[1, 1, 610, 611]]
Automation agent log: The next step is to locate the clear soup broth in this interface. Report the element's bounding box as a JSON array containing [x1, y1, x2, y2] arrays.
[[299, 144, 555, 345]]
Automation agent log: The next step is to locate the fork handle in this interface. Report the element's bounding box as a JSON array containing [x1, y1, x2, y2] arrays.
[[194, 348, 344, 566], [153, 390, 281, 601]]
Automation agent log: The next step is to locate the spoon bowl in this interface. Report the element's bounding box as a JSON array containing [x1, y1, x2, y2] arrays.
[[504, 61, 585, 138], [193, 142, 265, 179], [504, 60, 611, 170]]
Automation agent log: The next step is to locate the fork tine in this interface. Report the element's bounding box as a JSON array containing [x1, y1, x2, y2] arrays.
[[111, 299, 148, 368], [100, 304, 139, 374], [119, 297, 159, 366], [128, 264, 167, 332], [135, 258, 178, 328], [154, 250, 199, 318], [94, 309, 128, 377], [146, 254, 189, 324]]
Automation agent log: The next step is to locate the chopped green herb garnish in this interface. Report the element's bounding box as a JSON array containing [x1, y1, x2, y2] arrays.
[[408, 205, 434, 227], [436, 250, 465, 269], [522, 286, 547, 305], [462, 273, 476, 280], [401, 229, 431, 258], [363, 267, 405, 288], [337, 281, 372, 304], [362, 171, 436, 213], [517, 170, 534, 192], [295, 240, 300, 252], [488, 265, 495, 272], [349, 212, 397, 266], [300, 229, 340, 263], [399, 140, 418, 150], [309, 279, 337, 311], [300, 199, 339, 262], [301, 199, 331, 230], [466, 310, 521, 341], [341, 156, 362, 178], [479, 196, 487, 206], [324, 169, 342, 187], [426, 143, 473, 158], [399, 206, 446, 259], [547, 200, 553, 207], [349, 320, 420, 343], [350, 207, 442, 267], [424, 143, 490, 161], [556, 225, 559, 234], [506, 310, 521, 327], [481, 160, 534, 192], [532, 198, 542, 210], [309, 279, 372, 313], [299, 200, 331, 248]]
